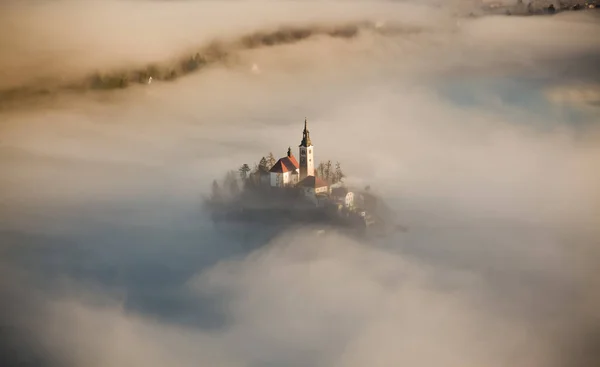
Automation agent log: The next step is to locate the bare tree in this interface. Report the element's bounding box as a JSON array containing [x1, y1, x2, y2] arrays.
[[333, 161, 345, 184], [316, 162, 325, 178], [266, 152, 277, 169], [324, 160, 333, 182]]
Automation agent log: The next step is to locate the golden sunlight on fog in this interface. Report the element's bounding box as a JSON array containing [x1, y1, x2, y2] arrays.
[[0, 1, 599, 367]]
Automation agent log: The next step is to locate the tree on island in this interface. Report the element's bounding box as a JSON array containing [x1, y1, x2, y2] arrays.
[[223, 170, 240, 197], [316, 160, 345, 184], [333, 161, 345, 183], [325, 161, 333, 182], [258, 157, 269, 173], [239, 164, 251, 181], [266, 152, 277, 169], [246, 163, 260, 187], [211, 179, 222, 202], [316, 162, 325, 179]]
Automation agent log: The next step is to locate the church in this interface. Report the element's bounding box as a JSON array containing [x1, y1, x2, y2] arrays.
[[268, 119, 329, 195]]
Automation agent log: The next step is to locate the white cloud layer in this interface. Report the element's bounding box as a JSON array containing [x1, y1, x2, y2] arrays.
[[1, 1, 599, 367]]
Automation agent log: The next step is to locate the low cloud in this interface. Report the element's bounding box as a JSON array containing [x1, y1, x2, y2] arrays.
[[0, 0, 451, 109], [545, 84, 600, 108], [3, 228, 598, 367], [1, 1, 599, 367]]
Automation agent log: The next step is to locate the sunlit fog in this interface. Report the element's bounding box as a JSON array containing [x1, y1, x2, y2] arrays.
[[1, 1, 599, 367]]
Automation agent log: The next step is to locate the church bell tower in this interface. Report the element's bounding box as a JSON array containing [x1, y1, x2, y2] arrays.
[[299, 118, 314, 179]]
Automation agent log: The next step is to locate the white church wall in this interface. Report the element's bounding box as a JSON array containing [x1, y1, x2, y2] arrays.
[[270, 172, 280, 187], [270, 170, 299, 187], [299, 145, 314, 179], [306, 147, 314, 177]]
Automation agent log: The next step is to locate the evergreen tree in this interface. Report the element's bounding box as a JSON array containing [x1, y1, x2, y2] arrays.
[[239, 164, 251, 181], [258, 157, 269, 173]]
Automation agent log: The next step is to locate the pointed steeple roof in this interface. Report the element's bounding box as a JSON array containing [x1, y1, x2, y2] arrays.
[[299, 118, 312, 147]]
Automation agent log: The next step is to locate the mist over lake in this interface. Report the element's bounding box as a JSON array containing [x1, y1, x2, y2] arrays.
[[1, 1, 599, 367]]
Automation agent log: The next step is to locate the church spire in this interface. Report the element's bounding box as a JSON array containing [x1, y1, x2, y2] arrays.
[[300, 117, 312, 147]]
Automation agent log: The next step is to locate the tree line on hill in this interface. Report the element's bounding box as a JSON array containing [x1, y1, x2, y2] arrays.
[[209, 152, 346, 203]]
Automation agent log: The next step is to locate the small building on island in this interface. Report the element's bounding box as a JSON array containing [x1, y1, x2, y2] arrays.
[[298, 175, 329, 195], [331, 186, 355, 209], [298, 175, 329, 205]]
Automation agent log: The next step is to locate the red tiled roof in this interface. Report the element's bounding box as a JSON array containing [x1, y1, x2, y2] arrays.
[[269, 155, 300, 173], [298, 175, 328, 189], [286, 154, 299, 169]]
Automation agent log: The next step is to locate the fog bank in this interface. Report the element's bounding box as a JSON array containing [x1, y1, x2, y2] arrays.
[[1, 1, 599, 367]]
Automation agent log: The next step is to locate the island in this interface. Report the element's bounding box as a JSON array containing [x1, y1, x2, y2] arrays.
[[204, 118, 405, 238]]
